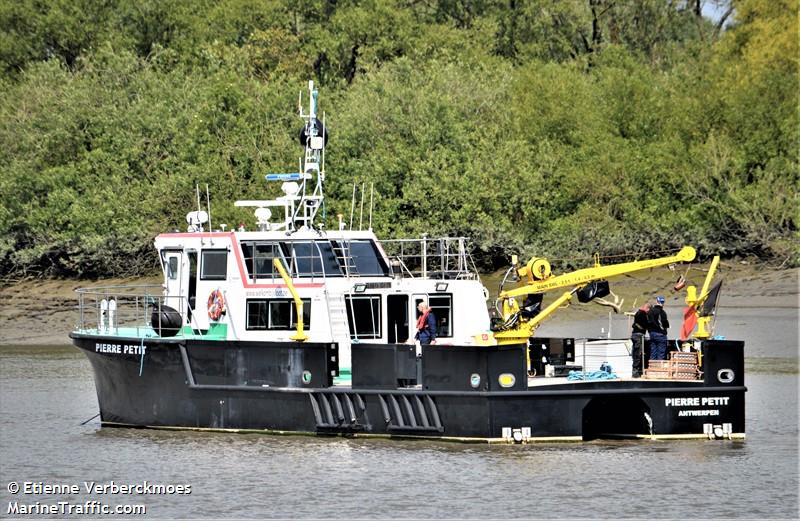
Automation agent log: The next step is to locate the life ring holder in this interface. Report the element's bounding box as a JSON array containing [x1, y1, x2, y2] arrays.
[[207, 289, 226, 321]]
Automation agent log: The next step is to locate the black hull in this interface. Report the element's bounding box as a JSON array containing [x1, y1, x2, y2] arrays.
[[71, 334, 746, 442]]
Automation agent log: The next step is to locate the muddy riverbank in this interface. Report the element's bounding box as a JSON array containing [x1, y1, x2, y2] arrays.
[[0, 263, 796, 350], [0, 276, 160, 346]]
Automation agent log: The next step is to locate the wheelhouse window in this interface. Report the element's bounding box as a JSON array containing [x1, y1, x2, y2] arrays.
[[240, 242, 285, 280], [160, 250, 182, 281], [246, 299, 311, 330], [345, 295, 381, 339], [200, 250, 228, 280], [333, 240, 390, 276], [429, 294, 453, 337], [167, 257, 178, 280], [286, 241, 343, 278]]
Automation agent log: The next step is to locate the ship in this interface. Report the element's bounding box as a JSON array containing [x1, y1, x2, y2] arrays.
[[70, 81, 745, 443]]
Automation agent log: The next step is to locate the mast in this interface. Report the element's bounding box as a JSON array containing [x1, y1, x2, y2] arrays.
[[294, 80, 326, 230], [235, 80, 328, 232]]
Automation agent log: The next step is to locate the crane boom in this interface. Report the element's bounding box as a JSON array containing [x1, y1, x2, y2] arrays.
[[477, 246, 698, 346], [499, 246, 696, 299]]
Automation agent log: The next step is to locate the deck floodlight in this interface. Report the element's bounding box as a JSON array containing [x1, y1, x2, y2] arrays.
[[254, 207, 272, 223], [310, 136, 324, 150], [281, 181, 300, 198], [185, 210, 208, 225]]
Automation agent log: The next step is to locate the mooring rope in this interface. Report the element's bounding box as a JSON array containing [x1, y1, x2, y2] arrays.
[[80, 413, 100, 425], [138, 335, 146, 377]]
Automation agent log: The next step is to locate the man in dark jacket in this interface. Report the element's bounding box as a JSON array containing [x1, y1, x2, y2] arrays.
[[647, 296, 670, 360], [630, 302, 650, 377], [415, 301, 437, 345]]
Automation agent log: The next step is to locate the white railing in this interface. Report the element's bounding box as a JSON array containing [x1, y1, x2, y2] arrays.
[[74, 285, 193, 337], [381, 237, 480, 280]]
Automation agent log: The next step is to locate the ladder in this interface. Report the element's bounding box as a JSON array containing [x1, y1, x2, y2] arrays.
[[325, 290, 353, 369], [332, 241, 359, 277]]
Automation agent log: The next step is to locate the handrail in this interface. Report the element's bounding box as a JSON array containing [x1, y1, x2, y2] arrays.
[[313, 241, 337, 343], [75, 284, 164, 295], [241, 239, 342, 282], [381, 236, 479, 280], [73, 284, 203, 338], [272, 258, 309, 342]]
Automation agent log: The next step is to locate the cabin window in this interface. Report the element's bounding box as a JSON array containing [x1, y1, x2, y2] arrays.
[[167, 257, 179, 280], [200, 250, 227, 280], [333, 240, 390, 276], [246, 299, 311, 330], [285, 241, 342, 277], [345, 295, 381, 339], [429, 294, 453, 337], [188, 251, 197, 314], [240, 242, 285, 280]]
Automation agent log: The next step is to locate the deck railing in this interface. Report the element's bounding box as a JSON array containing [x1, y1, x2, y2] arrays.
[[74, 285, 193, 337], [380, 236, 480, 280]]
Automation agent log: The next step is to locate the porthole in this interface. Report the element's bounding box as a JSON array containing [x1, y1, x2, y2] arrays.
[[717, 368, 735, 383], [470, 373, 481, 389]]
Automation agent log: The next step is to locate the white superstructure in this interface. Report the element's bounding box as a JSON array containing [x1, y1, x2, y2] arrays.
[[154, 81, 490, 369]]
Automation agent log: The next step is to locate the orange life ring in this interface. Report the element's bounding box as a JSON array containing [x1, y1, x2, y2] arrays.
[[207, 289, 226, 321]]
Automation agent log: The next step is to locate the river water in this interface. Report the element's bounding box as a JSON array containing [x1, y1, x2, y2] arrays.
[[1, 335, 798, 518]]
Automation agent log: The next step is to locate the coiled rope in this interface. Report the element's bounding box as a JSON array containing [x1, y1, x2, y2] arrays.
[[567, 370, 618, 381]]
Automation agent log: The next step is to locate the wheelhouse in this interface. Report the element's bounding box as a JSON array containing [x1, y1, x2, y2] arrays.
[[152, 229, 490, 369]]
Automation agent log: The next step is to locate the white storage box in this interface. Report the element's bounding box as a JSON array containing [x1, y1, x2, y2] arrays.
[[572, 339, 633, 378]]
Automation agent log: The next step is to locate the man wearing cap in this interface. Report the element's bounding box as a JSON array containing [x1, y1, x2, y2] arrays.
[[647, 296, 670, 360]]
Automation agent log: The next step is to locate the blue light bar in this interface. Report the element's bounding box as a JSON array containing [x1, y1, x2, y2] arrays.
[[265, 173, 303, 181]]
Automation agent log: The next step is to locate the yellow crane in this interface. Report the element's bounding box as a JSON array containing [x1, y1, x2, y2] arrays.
[[475, 246, 697, 346], [684, 255, 721, 339]]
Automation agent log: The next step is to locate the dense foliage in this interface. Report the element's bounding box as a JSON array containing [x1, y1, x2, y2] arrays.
[[0, 0, 797, 277]]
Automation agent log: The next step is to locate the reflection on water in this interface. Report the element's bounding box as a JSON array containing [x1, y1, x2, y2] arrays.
[[1, 345, 798, 519]]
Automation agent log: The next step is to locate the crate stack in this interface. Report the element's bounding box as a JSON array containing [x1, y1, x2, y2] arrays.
[[644, 352, 702, 380], [669, 351, 702, 380], [644, 360, 670, 379]]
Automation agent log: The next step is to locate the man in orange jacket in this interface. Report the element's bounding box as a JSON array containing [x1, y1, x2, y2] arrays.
[[415, 301, 437, 345]]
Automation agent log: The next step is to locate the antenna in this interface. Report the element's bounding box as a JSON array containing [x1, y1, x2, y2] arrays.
[[195, 185, 203, 232], [369, 182, 374, 231], [205, 184, 212, 233], [321, 111, 326, 225], [321, 112, 326, 180], [309, 80, 317, 118], [349, 183, 356, 231], [359, 181, 365, 230]]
